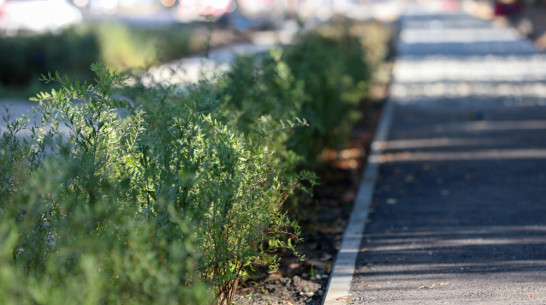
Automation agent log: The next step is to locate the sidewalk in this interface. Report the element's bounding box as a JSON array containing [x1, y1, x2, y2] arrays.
[[325, 3, 546, 305]]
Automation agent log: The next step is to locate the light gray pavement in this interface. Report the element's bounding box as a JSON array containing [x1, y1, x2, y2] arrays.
[[324, 2, 546, 305]]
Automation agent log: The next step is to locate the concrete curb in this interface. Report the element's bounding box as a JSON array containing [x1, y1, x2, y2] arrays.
[[322, 96, 395, 305]]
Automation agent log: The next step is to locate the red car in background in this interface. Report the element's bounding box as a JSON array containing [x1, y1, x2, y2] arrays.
[[493, 0, 523, 16]]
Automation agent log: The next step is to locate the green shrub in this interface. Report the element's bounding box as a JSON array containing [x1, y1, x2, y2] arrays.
[[143, 24, 204, 64], [0, 66, 213, 305], [214, 50, 309, 173], [214, 26, 371, 169], [0, 27, 99, 93], [129, 71, 313, 304], [0, 63, 309, 305], [283, 24, 370, 166], [0, 20, 378, 305], [93, 22, 159, 71], [0, 161, 211, 305]]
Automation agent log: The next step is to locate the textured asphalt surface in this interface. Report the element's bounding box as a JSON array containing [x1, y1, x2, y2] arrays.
[[348, 3, 546, 305]]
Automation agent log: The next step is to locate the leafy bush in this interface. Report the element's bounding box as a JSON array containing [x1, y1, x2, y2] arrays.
[[0, 66, 213, 305], [93, 22, 204, 72], [0, 62, 309, 304], [283, 23, 371, 166], [0, 20, 377, 305], [131, 80, 312, 304], [214, 49, 309, 173], [214, 24, 372, 169]]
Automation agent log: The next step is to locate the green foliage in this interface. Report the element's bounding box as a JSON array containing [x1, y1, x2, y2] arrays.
[[0, 23, 203, 96], [130, 71, 312, 304], [0, 27, 99, 94], [93, 22, 204, 72], [93, 22, 159, 71], [0, 20, 379, 305], [0, 63, 310, 305], [0, 65, 213, 305], [283, 23, 370, 166], [214, 49, 309, 173], [215, 26, 371, 169]]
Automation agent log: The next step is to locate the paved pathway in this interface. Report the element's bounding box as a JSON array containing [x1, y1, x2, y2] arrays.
[[325, 2, 546, 305]]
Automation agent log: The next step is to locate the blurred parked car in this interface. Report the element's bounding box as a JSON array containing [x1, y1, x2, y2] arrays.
[[0, 0, 82, 36]]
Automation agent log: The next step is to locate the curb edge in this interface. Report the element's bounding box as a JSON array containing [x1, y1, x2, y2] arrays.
[[322, 96, 395, 305]]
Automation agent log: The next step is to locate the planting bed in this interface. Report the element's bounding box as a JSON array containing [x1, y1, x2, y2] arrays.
[[0, 19, 394, 305]]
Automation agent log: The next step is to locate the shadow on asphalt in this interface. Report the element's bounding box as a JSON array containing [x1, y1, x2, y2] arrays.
[[347, 8, 546, 305]]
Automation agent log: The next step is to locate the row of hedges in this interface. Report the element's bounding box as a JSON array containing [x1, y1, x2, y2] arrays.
[[0, 22, 203, 97], [0, 21, 378, 305]]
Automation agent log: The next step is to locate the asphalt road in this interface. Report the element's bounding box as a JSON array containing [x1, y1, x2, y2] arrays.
[[347, 4, 546, 305]]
